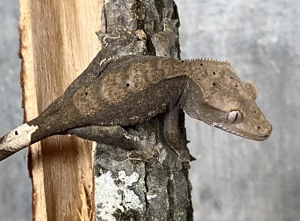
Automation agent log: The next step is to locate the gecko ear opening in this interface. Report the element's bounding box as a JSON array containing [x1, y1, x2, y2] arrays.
[[245, 81, 257, 100]]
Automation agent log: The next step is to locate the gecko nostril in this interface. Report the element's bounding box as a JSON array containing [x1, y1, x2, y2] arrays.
[[14, 131, 18, 135]]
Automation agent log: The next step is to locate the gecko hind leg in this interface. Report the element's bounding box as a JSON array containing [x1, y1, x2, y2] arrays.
[[65, 125, 160, 162], [151, 7, 179, 57], [164, 104, 195, 169]]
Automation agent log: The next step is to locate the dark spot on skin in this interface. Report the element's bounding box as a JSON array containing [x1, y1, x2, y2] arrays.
[[230, 76, 233, 79], [126, 83, 130, 87], [205, 70, 208, 74], [213, 83, 216, 86], [258, 126, 261, 130], [15, 131, 18, 135], [254, 111, 257, 113], [85, 92, 88, 95], [200, 63, 203, 66], [235, 85, 238, 87], [213, 72, 216, 75]]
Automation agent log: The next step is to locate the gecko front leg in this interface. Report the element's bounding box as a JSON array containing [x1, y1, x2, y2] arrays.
[[164, 102, 195, 169], [151, 8, 191, 168], [66, 126, 160, 161]]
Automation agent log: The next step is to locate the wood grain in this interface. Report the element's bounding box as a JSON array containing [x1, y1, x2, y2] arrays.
[[19, 0, 102, 220]]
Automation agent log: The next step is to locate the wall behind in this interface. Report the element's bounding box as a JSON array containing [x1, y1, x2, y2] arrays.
[[0, 1, 31, 221], [177, 0, 300, 221]]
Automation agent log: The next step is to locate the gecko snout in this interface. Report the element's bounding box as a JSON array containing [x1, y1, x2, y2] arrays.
[[259, 123, 272, 140]]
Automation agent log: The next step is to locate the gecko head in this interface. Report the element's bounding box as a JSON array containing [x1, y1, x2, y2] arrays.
[[0, 123, 39, 160], [184, 61, 272, 141]]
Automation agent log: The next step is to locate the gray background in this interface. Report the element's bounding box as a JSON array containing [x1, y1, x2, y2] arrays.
[[0, 0, 299, 221], [0, 1, 32, 221]]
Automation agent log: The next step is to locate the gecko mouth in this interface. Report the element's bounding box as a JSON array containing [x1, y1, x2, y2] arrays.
[[210, 122, 267, 141]]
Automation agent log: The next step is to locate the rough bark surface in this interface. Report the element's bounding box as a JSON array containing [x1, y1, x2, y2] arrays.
[[19, 0, 102, 220], [94, 1, 193, 220]]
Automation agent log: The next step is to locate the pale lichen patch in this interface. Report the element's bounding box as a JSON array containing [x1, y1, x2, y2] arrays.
[[158, 147, 167, 164], [95, 170, 143, 221], [146, 194, 158, 201]]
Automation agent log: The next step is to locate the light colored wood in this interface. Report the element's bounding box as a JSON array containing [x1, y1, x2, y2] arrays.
[[19, 0, 102, 220]]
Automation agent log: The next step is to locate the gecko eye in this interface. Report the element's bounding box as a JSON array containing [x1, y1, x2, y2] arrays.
[[227, 110, 243, 123]]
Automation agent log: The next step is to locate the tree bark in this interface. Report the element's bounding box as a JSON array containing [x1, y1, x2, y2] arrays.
[[19, 0, 102, 220], [94, 1, 193, 220]]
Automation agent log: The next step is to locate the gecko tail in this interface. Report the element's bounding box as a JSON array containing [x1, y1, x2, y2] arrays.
[[0, 149, 18, 161], [0, 123, 39, 161]]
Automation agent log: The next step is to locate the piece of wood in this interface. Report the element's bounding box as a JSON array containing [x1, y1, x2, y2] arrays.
[[94, 0, 193, 220], [19, 0, 102, 220]]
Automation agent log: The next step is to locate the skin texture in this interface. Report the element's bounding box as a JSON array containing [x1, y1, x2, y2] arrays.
[[0, 53, 272, 162]]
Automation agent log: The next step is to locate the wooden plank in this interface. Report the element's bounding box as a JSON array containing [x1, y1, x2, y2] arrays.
[[19, 0, 103, 220]]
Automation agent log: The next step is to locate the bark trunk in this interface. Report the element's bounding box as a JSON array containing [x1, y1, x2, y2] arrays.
[[19, 0, 102, 220], [94, 1, 193, 220]]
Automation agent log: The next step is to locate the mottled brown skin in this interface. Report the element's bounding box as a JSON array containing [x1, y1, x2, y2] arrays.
[[0, 53, 272, 162]]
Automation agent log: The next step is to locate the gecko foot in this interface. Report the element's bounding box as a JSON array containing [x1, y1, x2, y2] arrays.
[[174, 148, 196, 170], [162, 8, 179, 32], [126, 132, 161, 163], [151, 8, 179, 57]]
